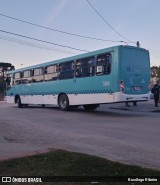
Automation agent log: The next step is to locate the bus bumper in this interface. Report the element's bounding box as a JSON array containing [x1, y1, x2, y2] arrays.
[[114, 92, 150, 102]]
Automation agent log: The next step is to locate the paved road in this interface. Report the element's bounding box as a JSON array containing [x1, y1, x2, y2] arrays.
[[0, 100, 160, 170]]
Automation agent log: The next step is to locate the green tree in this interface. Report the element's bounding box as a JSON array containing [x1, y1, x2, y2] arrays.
[[157, 66, 160, 78], [0, 62, 15, 78], [0, 76, 3, 94], [151, 66, 159, 78], [0, 62, 15, 97]]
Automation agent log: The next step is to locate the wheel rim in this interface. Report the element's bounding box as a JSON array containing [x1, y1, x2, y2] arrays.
[[60, 97, 67, 109], [59, 94, 69, 110]]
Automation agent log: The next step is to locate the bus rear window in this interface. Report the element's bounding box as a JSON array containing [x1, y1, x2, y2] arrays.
[[96, 53, 111, 75]]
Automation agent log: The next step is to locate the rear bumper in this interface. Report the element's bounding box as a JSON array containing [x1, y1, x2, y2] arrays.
[[114, 92, 150, 102]]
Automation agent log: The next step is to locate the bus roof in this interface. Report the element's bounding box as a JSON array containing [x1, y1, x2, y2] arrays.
[[7, 45, 148, 74]]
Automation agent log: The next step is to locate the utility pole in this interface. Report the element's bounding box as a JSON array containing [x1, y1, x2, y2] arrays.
[[136, 41, 140, 48]]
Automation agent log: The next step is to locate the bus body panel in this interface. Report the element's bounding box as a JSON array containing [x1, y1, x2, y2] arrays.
[[119, 47, 150, 95], [6, 45, 150, 108]]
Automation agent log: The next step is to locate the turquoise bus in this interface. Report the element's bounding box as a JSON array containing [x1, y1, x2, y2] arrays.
[[6, 45, 150, 111]]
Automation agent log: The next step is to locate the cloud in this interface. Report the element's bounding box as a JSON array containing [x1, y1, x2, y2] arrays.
[[43, 0, 70, 27]]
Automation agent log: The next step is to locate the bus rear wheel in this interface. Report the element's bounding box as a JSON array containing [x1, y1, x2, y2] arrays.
[[58, 94, 69, 111], [83, 104, 99, 111]]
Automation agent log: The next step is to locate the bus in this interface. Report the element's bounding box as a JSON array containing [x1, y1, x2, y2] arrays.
[[6, 45, 150, 111]]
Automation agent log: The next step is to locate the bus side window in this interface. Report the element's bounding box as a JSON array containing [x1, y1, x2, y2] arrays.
[[76, 57, 95, 78], [44, 65, 58, 81], [22, 70, 32, 84], [6, 74, 13, 90], [6, 75, 11, 86], [96, 53, 111, 76], [32, 68, 44, 83], [13, 72, 22, 85], [59, 61, 74, 80]]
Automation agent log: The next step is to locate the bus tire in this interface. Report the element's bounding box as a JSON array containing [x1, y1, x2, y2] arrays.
[[58, 94, 69, 111], [133, 101, 137, 106], [17, 96, 23, 108], [83, 104, 99, 111]]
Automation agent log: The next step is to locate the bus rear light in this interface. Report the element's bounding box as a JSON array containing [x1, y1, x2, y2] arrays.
[[120, 80, 125, 92]]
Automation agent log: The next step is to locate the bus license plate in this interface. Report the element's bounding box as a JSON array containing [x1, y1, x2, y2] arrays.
[[134, 86, 140, 91]]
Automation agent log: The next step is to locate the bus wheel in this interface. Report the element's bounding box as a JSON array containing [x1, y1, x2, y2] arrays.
[[83, 104, 99, 111], [133, 101, 137, 106], [58, 94, 69, 111], [17, 96, 23, 108]]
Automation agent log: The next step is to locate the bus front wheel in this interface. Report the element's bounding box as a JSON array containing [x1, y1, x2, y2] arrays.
[[17, 96, 23, 108], [58, 94, 69, 111], [83, 104, 99, 111]]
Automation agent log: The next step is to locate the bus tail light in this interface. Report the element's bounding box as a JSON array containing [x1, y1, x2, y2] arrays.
[[120, 80, 125, 92]]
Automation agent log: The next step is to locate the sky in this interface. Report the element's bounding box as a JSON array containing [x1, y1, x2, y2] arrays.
[[0, 0, 160, 69]]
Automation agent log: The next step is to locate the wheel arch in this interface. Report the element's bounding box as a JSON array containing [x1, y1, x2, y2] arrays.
[[15, 94, 20, 104], [57, 93, 69, 104]]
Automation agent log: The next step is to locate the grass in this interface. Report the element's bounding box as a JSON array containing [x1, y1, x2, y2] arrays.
[[0, 150, 160, 185]]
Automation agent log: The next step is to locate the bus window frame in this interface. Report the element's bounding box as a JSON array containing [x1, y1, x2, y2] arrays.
[[22, 70, 33, 84], [44, 64, 59, 81], [6, 74, 12, 88], [32, 67, 44, 83], [13, 72, 22, 85], [75, 56, 95, 78], [96, 53, 112, 76], [58, 61, 74, 80]]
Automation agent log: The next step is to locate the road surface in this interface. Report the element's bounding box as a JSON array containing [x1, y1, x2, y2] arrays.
[[0, 101, 160, 170]]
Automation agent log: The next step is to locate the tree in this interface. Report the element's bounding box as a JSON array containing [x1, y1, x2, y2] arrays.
[[150, 66, 160, 78], [0, 76, 3, 94], [0, 62, 15, 78], [157, 66, 160, 79], [0, 62, 15, 97]]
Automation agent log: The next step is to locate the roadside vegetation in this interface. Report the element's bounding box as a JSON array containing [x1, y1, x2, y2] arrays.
[[0, 150, 160, 185]]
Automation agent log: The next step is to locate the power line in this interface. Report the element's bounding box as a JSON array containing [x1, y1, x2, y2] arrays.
[[0, 35, 78, 54], [86, 0, 134, 43], [0, 12, 131, 44], [0, 29, 89, 52]]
